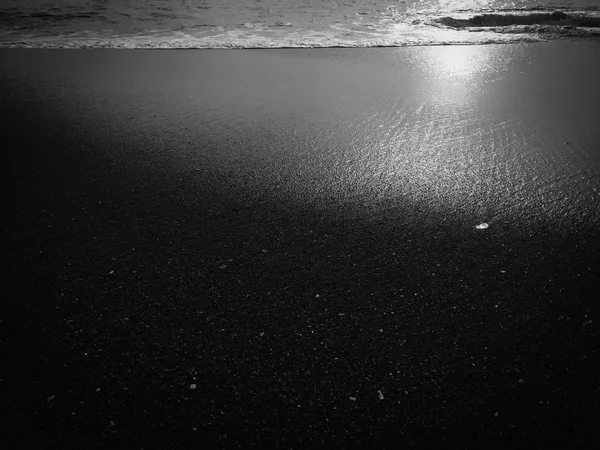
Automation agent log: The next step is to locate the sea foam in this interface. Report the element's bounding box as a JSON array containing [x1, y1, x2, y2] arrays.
[[1, 1, 599, 48]]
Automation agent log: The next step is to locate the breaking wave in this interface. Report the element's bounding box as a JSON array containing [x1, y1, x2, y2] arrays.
[[431, 10, 600, 39], [437, 10, 600, 29]]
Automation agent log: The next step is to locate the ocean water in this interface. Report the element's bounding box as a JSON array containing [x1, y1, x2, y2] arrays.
[[1, 0, 599, 48]]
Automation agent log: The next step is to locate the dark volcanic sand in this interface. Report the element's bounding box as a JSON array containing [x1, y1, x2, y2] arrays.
[[2, 45, 599, 449]]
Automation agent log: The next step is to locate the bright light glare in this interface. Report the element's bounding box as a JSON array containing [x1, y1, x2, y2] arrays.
[[424, 45, 494, 79]]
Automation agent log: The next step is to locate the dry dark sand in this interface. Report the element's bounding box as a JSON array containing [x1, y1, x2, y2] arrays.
[[2, 44, 600, 448]]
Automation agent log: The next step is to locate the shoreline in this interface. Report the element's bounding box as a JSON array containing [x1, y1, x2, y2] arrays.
[[1, 36, 599, 50]]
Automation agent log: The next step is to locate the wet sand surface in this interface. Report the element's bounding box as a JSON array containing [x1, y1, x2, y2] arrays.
[[2, 45, 600, 448]]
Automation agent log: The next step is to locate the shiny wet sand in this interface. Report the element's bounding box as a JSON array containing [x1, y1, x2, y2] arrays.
[[3, 44, 599, 448]]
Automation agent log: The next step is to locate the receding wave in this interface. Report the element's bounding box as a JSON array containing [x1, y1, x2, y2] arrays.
[[1, 7, 600, 49]]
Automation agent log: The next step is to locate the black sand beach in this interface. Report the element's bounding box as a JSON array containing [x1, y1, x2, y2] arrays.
[[2, 44, 599, 448]]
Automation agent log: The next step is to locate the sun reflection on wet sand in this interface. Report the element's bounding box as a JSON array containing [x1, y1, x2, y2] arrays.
[[251, 44, 599, 234]]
